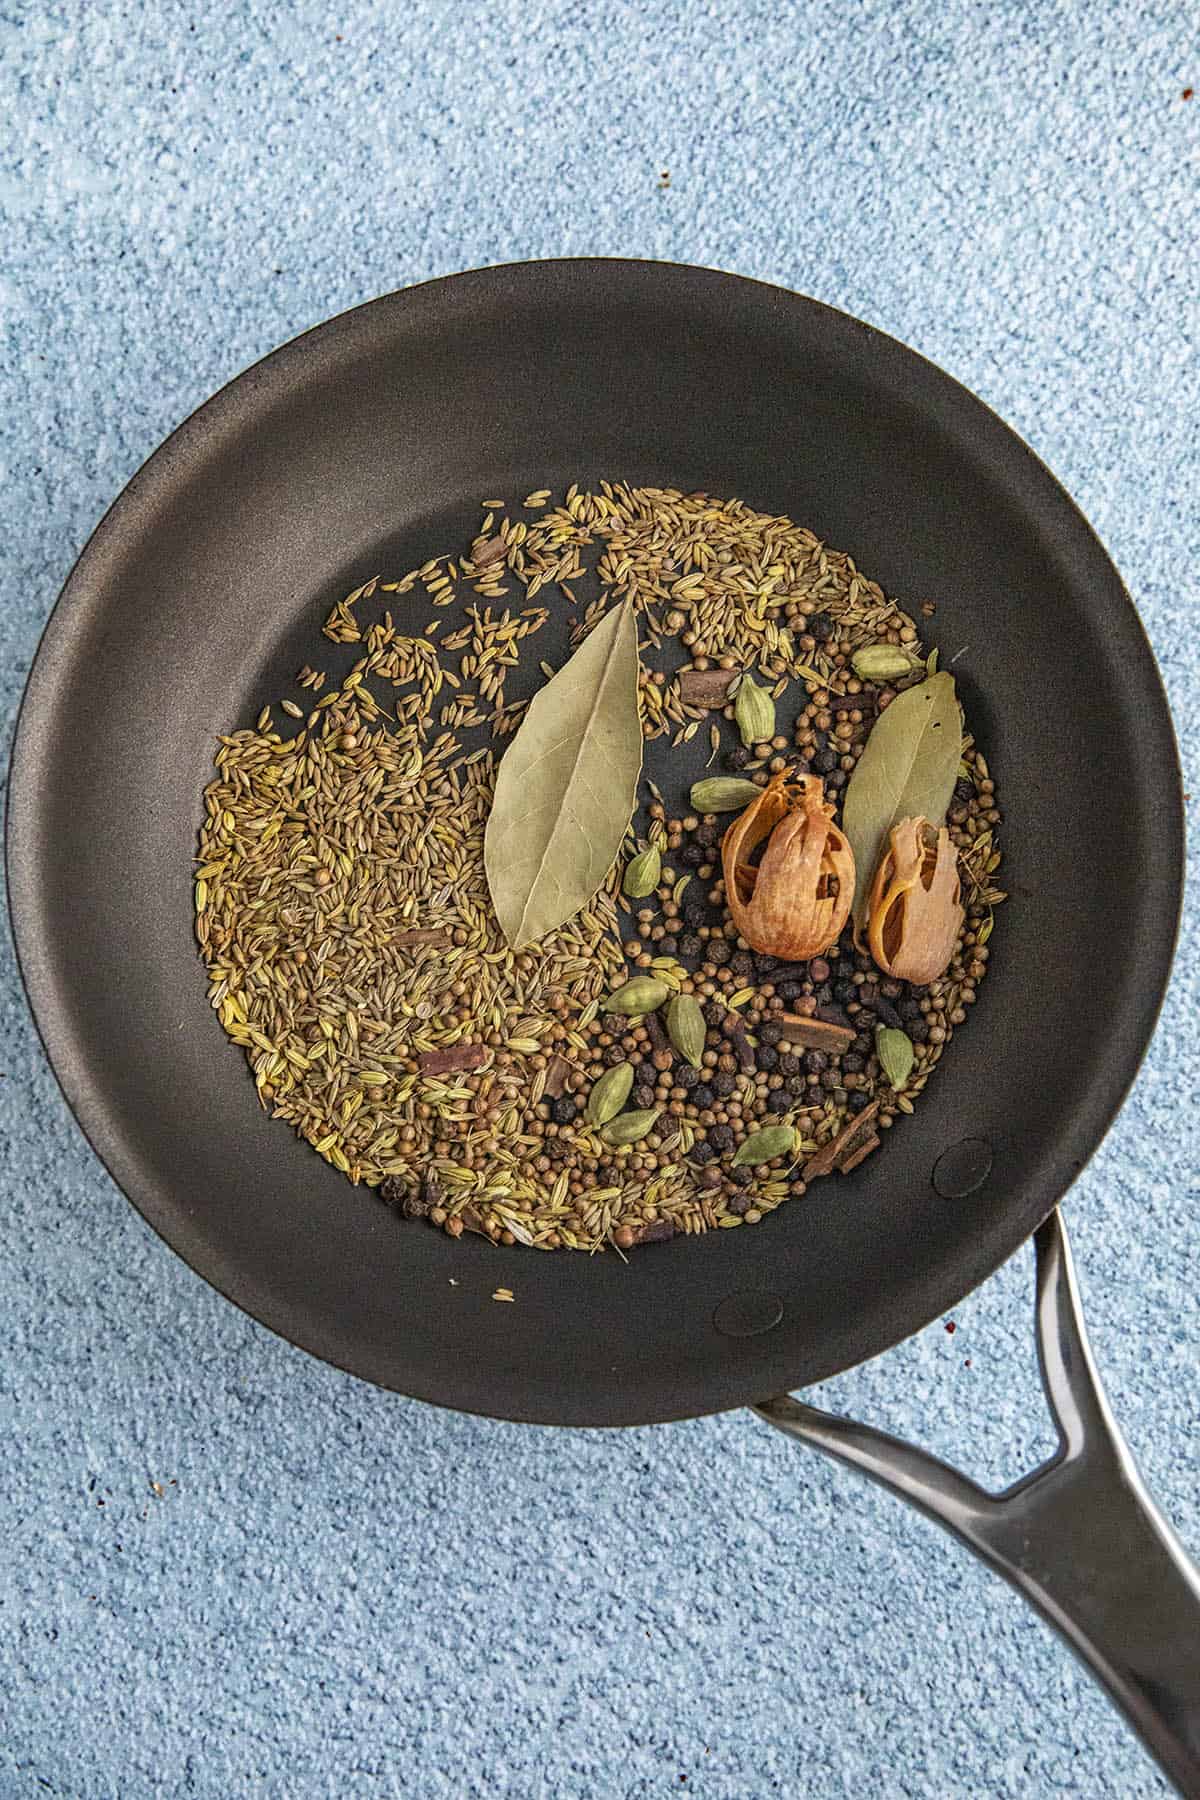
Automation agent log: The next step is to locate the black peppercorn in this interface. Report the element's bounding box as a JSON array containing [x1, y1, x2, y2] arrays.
[[678, 933, 704, 960], [730, 951, 755, 978], [633, 1084, 656, 1109], [803, 1049, 828, 1074], [692, 1084, 715, 1109], [727, 745, 753, 770], [728, 1189, 756, 1214], [810, 613, 835, 642], [712, 1071, 737, 1097], [779, 1053, 801, 1077], [954, 776, 974, 805], [825, 769, 846, 793], [729, 1166, 755, 1189], [604, 1041, 627, 1067], [677, 1064, 700, 1088], [658, 935, 678, 956], [899, 996, 924, 1022], [680, 844, 706, 868], [682, 897, 708, 928], [552, 1095, 578, 1124], [841, 1053, 865, 1074], [704, 1000, 727, 1028], [757, 1045, 779, 1072], [636, 1061, 659, 1088], [812, 746, 838, 775], [760, 1022, 784, 1046], [874, 995, 904, 1031], [708, 939, 731, 966], [907, 1019, 930, 1045], [775, 978, 806, 1001], [765, 1087, 790, 1112], [821, 1068, 842, 1091], [848, 1091, 872, 1114], [696, 821, 720, 848], [833, 979, 857, 1005], [708, 1123, 735, 1152], [785, 1074, 807, 1097], [688, 1140, 715, 1165]]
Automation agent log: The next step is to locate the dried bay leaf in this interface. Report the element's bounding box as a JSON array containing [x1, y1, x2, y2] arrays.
[[842, 671, 961, 932], [485, 598, 642, 947]]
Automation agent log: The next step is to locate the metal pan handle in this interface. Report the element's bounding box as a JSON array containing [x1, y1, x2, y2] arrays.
[[754, 1210, 1200, 1797]]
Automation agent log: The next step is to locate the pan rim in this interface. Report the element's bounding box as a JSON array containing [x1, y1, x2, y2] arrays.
[[5, 258, 1185, 1424]]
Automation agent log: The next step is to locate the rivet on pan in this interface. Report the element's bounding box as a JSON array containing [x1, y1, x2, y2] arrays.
[[713, 1292, 785, 1338], [932, 1137, 993, 1199]]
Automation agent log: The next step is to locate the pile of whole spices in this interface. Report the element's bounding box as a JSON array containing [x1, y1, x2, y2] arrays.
[[195, 483, 1005, 1252]]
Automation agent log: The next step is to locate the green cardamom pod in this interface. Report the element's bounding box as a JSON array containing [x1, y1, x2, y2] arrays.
[[732, 1124, 796, 1167], [876, 1025, 915, 1091], [622, 844, 662, 899], [734, 672, 776, 747], [585, 1062, 635, 1127], [689, 776, 762, 814], [666, 993, 706, 1068], [600, 1107, 660, 1146], [850, 643, 921, 682], [603, 976, 671, 1015]]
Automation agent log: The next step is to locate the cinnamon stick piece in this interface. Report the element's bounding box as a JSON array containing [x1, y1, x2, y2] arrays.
[[778, 1013, 856, 1053], [418, 1044, 487, 1076], [676, 668, 739, 708], [395, 929, 452, 950], [839, 1133, 881, 1174], [803, 1099, 881, 1179]]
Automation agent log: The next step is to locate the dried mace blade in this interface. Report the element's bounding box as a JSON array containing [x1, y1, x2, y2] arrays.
[[721, 771, 855, 960], [842, 671, 961, 937], [867, 816, 964, 984]]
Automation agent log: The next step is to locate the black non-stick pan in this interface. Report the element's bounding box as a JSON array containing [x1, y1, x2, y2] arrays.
[[7, 261, 1196, 1789]]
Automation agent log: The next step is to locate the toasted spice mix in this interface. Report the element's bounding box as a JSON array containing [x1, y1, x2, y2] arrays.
[[195, 483, 1004, 1253]]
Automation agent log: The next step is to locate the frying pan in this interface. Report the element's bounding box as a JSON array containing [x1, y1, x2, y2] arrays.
[[7, 260, 1196, 1790]]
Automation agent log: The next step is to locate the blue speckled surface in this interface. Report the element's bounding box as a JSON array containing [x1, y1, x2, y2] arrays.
[[2, 3, 1197, 1795]]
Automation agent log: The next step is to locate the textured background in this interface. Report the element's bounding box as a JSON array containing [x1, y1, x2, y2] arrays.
[[2, 2, 1197, 1795]]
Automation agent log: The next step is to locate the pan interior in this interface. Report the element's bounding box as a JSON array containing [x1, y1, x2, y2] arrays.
[[7, 263, 1181, 1424]]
